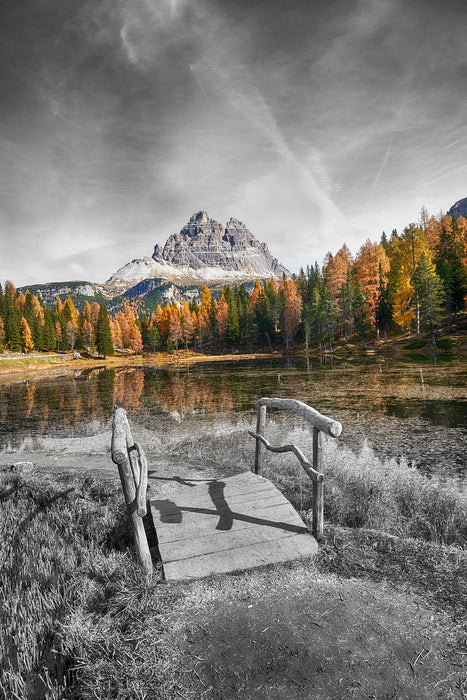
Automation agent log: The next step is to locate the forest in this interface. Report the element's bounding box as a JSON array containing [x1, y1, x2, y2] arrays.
[[1, 210, 466, 356]]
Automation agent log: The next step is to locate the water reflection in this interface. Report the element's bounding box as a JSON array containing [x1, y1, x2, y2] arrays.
[[0, 358, 465, 479]]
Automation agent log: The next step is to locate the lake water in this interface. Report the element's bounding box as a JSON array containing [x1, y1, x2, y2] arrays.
[[0, 356, 466, 483]]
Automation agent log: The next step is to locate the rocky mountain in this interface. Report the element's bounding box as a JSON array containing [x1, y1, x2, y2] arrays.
[[447, 197, 467, 219], [107, 211, 289, 292], [18, 212, 290, 313]]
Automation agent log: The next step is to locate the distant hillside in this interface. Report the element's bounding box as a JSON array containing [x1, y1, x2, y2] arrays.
[[447, 197, 467, 219]]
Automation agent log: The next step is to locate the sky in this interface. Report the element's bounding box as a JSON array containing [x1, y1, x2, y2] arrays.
[[1, 0, 467, 287]]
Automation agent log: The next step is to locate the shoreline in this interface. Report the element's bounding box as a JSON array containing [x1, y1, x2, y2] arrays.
[[0, 333, 465, 385]]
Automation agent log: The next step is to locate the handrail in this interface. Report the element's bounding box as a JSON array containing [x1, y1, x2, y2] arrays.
[[250, 397, 342, 537], [256, 397, 342, 437], [247, 431, 324, 483], [111, 407, 152, 578]]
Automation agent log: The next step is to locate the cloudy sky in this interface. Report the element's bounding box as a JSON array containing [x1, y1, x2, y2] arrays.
[[1, 0, 467, 287]]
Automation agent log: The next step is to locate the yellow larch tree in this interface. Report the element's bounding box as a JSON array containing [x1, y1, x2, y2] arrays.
[[20, 316, 34, 353]]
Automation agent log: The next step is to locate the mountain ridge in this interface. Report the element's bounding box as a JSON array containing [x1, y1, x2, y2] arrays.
[[107, 211, 289, 291]]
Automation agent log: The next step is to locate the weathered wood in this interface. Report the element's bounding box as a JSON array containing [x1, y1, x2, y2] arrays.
[[256, 397, 342, 437], [111, 407, 152, 578], [248, 430, 323, 482], [150, 471, 318, 581], [312, 427, 324, 537], [164, 532, 317, 581], [254, 403, 267, 474]]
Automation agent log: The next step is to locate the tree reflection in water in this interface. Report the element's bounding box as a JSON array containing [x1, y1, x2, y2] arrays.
[[0, 359, 465, 480]]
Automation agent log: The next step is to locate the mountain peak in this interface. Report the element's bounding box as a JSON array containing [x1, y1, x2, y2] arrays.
[[108, 211, 289, 290], [189, 210, 210, 225]]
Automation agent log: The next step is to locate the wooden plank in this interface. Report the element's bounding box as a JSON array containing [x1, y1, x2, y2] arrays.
[[150, 471, 318, 581], [153, 501, 301, 544], [162, 522, 311, 562], [151, 491, 289, 523], [150, 481, 278, 516], [164, 532, 317, 581]]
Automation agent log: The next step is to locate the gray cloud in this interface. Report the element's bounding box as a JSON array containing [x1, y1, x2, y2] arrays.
[[1, 0, 467, 285]]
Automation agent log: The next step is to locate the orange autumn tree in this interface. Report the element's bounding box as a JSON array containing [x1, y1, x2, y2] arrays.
[[215, 293, 229, 344], [281, 278, 301, 349], [168, 303, 183, 350], [110, 319, 123, 350], [180, 300, 195, 349], [124, 304, 143, 354], [325, 243, 353, 300], [353, 240, 389, 325]]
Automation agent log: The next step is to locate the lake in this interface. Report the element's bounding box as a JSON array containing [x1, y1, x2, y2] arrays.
[[0, 356, 466, 484]]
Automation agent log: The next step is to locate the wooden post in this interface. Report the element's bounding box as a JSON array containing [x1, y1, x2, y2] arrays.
[[111, 408, 152, 579], [312, 427, 324, 538], [254, 404, 267, 474]]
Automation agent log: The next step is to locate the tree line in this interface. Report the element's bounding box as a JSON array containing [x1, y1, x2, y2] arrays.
[[1, 210, 466, 355]]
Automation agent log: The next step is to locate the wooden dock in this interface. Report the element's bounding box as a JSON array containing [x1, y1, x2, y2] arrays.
[[150, 471, 318, 581]]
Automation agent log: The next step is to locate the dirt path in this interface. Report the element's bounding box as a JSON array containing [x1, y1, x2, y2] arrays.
[[162, 561, 464, 699]]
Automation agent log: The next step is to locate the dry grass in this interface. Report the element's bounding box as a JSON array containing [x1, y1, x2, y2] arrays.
[[256, 422, 467, 547], [1, 420, 466, 698]]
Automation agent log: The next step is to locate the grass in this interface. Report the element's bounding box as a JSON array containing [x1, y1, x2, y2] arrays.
[[1, 422, 466, 698]]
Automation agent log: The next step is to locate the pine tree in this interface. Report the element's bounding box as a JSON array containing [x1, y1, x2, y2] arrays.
[[434, 218, 467, 322], [236, 284, 254, 346], [338, 272, 356, 342], [43, 308, 56, 351], [3, 290, 22, 351], [148, 320, 161, 353], [375, 263, 392, 341], [96, 305, 114, 357], [413, 253, 445, 347], [352, 284, 370, 344], [224, 288, 240, 348]]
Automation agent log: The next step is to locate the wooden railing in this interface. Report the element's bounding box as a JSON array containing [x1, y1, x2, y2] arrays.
[[111, 407, 152, 578], [248, 398, 342, 538]]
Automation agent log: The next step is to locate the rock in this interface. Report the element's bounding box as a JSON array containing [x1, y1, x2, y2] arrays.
[[107, 211, 290, 290], [152, 211, 288, 278], [447, 197, 467, 218]]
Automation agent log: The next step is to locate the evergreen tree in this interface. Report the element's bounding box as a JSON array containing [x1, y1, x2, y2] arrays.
[[375, 263, 393, 341], [338, 272, 355, 341], [224, 288, 240, 347], [3, 292, 22, 351], [236, 284, 254, 346], [434, 218, 467, 322], [148, 322, 161, 353], [43, 308, 57, 351], [96, 305, 114, 357], [413, 252, 445, 347], [352, 284, 370, 344]]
